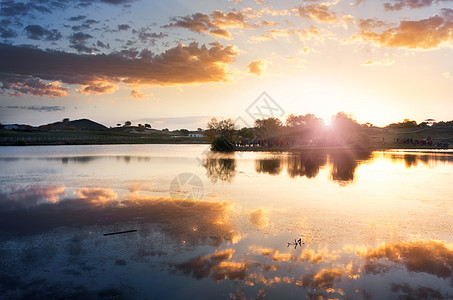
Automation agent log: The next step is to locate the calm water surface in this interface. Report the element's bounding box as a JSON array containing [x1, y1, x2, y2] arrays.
[[1, 144, 453, 299]]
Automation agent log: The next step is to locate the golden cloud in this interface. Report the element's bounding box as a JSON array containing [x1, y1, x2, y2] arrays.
[[247, 59, 267, 76], [356, 15, 453, 49], [361, 58, 395, 66], [76, 81, 119, 95], [296, 3, 338, 23], [130, 89, 145, 99], [0, 76, 69, 97]]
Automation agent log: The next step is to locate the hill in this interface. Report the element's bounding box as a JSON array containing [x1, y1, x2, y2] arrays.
[[44, 118, 108, 131]]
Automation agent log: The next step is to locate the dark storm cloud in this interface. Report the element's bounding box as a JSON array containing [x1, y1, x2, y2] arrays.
[[0, 42, 237, 95], [5, 105, 65, 112], [25, 25, 62, 41]]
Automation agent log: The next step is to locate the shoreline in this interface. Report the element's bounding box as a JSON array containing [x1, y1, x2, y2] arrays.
[[0, 141, 450, 152]]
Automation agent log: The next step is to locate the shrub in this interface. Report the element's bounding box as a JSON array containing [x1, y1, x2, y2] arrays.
[[13, 140, 27, 146]]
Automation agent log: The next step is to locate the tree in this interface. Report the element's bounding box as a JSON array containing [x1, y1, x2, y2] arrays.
[[116, 123, 121, 127], [330, 112, 371, 150], [238, 127, 255, 139], [285, 114, 323, 138], [162, 128, 169, 132], [145, 124, 151, 129], [180, 129, 189, 135], [206, 118, 235, 142], [124, 121, 131, 127], [254, 117, 282, 138]]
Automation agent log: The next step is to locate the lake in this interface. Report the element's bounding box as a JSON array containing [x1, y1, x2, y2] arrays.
[[1, 144, 453, 299]]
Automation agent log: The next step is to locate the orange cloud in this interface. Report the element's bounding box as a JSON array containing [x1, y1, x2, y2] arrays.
[[164, 10, 249, 39], [362, 58, 395, 66], [130, 89, 145, 99], [0, 42, 238, 96], [248, 208, 268, 228], [356, 15, 453, 49], [76, 187, 118, 204], [76, 81, 119, 95], [296, 3, 338, 23], [247, 59, 267, 76], [0, 76, 69, 97]]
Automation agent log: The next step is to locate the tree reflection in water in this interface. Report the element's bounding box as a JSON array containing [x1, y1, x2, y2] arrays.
[[286, 150, 327, 179], [329, 150, 371, 184], [255, 158, 283, 175], [202, 152, 237, 183]]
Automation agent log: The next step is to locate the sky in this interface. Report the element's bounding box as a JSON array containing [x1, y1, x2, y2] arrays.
[[0, 0, 453, 129]]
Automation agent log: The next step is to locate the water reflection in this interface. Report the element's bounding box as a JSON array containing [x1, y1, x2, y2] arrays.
[[286, 150, 327, 179], [0, 186, 237, 246], [203, 153, 236, 183], [255, 158, 283, 176], [330, 150, 371, 184], [1, 146, 453, 299], [172, 240, 453, 299], [387, 152, 453, 168]]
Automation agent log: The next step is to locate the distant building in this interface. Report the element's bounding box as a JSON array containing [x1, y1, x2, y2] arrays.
[[188, 131, 204, 138]]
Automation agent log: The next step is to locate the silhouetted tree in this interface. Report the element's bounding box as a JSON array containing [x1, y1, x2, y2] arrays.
[[254, 117, 282, 138]]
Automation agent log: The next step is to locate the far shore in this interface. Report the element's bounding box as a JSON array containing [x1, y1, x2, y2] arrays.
[[0, 140, 450, 152]]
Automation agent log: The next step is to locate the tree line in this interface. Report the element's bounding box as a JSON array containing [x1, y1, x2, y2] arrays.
[[206, 112, 372, 151]]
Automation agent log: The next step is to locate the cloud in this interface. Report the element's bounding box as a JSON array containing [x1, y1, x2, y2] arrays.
[[164, 10, 255, 39], [0, 27, 17, 39], [69, 15, 86, 21], [0, 185, 66, 211], [350, 0, 366, 5], [5, 105, 65, 112], [361, 58, 395, 66], [76, 81, 119, 95], [117, 24, 131, 31], [0, 42, 238, 96], [130, 89, 145, 99], [363, 240, 453, 279], [248, 208, 268, 228], [442, 71, 452, 79], [69, 31, 94, 53], [358, 18, 388, 30], [247, 59, 267, 75], [356, 15, 453, 49], [0, 187, 237, 246], [132, 27, 167, 44], [296, 3, 338, 23], [0, 75, 69, 97], [383, 0, 452, 11], [1, 0, 136, 19], [25, 25, 62, 41], [251, 26, 321, 42]]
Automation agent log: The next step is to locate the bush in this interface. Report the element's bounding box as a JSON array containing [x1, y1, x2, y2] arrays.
[[211, 136, 235, 152], [13, 140, 27, 146]]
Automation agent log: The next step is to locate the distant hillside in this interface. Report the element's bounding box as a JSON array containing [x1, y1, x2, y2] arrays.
[[43, 118, 107, 131]]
